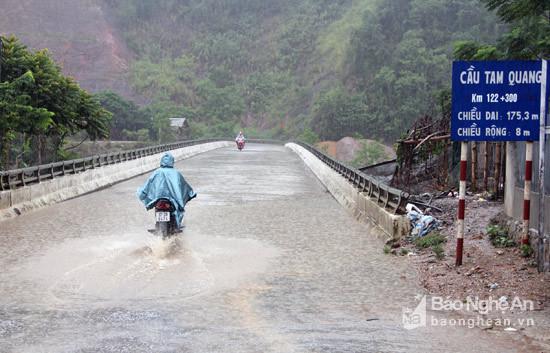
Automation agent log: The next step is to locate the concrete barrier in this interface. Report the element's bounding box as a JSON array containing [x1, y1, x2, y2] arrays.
[[0, 141, 232, 220], [504, 142, 550, 271], [287, 142, 409, 241]]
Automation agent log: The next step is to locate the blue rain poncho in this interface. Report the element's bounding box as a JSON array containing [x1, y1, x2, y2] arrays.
[[137, 152, 196, 229]]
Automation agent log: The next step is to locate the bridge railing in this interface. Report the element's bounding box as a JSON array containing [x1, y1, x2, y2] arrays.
[[1, 138, 408, 214], [0, 138, 286, 191], [290, 140, 409, 214], [0, 138, 232, 191]]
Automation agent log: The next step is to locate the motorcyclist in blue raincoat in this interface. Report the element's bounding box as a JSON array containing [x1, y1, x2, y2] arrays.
[[137, 152, 196, 230]]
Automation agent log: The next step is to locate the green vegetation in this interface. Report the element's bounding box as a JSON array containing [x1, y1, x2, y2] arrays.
[[0, 36, 111, 169], [102, 0, 504, 143], [412, 231, 446, 249], [343, 0, 504, 140], [350, 138, 389, 168], [432, 243, 445, 260], [297, 126, 320, 145], [521, 244, 533, 258], [4, 0, 548, 169], [411, 231, 446, 260], [492, 235, 515, 247], [486, 224, 506, 237], [92, 90, 150, 140], [486, 224, 515, 247], [454, 0, 550, 61]]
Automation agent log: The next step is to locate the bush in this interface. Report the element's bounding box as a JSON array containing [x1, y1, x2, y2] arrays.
[[432, 244, 445, 260], [412, 232, 446, 249], [493, 236, 515, 247], [297, 126, 320, 145], [486, 224, 515, 247], [521, 244, 533, 258], [350, 139, 389, 168], [122, 128, 151, 142], [486, 224, 506, 239]]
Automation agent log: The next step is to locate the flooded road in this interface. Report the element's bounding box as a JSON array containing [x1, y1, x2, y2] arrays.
[[0, 145, 537, 352]]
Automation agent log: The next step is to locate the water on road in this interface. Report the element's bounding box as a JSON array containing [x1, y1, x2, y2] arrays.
[[0, 145, 537, 352]]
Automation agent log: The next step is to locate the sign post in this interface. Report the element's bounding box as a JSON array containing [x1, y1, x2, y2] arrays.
[[456, 141, 468, 266], [538, 60, 548, 272], [523, 141, 533, 246], [452, 60, 549, 267]]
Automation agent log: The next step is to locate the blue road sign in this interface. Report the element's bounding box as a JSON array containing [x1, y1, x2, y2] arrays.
[[451, 60, 549, 141]]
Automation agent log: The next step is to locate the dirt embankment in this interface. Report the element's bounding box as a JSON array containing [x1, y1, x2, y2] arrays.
[[391, 194, 550, 348], [0, 0, 136, 100], [316, 137, 396, 164], [402, 196, 548, 306]]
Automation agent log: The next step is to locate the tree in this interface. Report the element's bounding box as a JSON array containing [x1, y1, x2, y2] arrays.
[[480, 0, 549, 23], [312, 86, 368, 141], [142, 100, 197, 143], [351, 139, 390, 168], [209, 67, 235, 88], [455, 1, 550, 61], [0, 36, 111, 168], [196, 79, 244, 123], [297, 126, 320, 145], [345, 0, 503, 141], [130, 56, 198, 106], [93, 90, 150, 140], [101, 0, 505, 142], [0, 71, 54, 167]]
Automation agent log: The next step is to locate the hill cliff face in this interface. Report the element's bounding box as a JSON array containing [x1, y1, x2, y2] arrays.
[[0, 0, 135, 99]]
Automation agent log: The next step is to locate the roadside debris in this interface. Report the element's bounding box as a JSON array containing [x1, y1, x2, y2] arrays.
[[406, 203, 440, 237]]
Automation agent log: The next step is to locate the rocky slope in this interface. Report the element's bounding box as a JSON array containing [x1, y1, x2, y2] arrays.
[[0, 0, 136, 99], [317, 137, 397, 164]]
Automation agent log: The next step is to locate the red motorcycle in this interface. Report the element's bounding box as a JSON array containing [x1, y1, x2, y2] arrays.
[[237, 138, 245, 151]]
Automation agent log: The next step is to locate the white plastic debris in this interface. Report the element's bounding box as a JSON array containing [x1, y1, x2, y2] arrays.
[[406, 203, 422, 214]]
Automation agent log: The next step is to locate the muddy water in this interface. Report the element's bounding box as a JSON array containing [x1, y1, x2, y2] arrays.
[[0, 145, 535, 352]]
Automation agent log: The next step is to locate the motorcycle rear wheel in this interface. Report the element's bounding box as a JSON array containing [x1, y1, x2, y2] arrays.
[[156, 221, 169, 238]]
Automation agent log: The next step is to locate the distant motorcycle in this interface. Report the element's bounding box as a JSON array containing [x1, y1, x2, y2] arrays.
[[237, 137, 245, 151], [151, 198, 179, 238]]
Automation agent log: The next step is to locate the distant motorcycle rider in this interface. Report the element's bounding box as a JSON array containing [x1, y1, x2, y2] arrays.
[[137, 152, 196, 230], [235, 131, 246, 147]]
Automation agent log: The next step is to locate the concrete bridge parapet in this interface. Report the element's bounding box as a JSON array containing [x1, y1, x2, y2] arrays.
[[0, 141, 232, 220], [287, 142, 409, 241]]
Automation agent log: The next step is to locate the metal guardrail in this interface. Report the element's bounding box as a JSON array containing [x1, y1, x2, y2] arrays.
[[1, 137, 408, 214], [0, 138, 230, 191], [0, 138, 285, 191], [290, 140, 409, 214]]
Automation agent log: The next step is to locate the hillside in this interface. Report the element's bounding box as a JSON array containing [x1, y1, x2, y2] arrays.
[[1, 0, 505, 143], [0, 0, 136, 100]]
